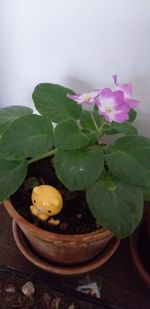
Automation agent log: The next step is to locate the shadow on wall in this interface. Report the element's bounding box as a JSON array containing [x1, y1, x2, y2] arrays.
[[135, 115, 150, 137], [66, 77, 93, 93], [135, 79, 150, 109], [65, 76, 101, 93], [134, 76, 150, 137]]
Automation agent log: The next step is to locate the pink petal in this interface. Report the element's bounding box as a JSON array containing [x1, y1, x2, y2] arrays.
[[67, 90, 100, 105], [97, 86, 130, 123], [115, 111, 129, 123], [120, 83, 133, 98], [113, 90, 125, 106], [98, 107, 129, 123], [117, 103, 130, 113], [99, 111, 112, 122], [125, 98, 140, 109], [99, 87, 113, 98], [67, 93, 80, 102], [112, 75, 134, 99]]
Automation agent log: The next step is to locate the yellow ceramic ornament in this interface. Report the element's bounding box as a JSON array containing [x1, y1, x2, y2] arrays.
[[30, 185, 63, 225]]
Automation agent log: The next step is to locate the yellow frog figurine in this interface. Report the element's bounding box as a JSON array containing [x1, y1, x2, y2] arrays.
[[30, 185, 63, 225]]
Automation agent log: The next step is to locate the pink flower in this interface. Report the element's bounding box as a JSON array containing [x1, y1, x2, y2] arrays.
[[67, 90, 100, 105], [96, 88, 129, 123], [112, 75, 139, 109]]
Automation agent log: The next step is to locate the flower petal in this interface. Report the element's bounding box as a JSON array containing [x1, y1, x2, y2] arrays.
[[115, 111, 129, 123], [113, 90, 125, 105], [120, 83, 133, 98], [125, 98, 140, 109], [97, 87, 130, 123], [99, 87, 113, 98], [112, 75, 133, 98], [99, 108, 129, 123], [67, 90, 100, 105]]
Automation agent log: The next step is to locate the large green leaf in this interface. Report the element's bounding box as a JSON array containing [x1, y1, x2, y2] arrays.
[[103, 121, 137, 136], [86, 178, 143, 238], [54, 146, 104, 191], [54, 119, 89, 150], [32, 83, 81, 123], [105, 136, 150, 186], [0, 114, 53, 160], [79, 110, 103, 130], [0, 158, 28, 202], [0, 106, 33, 135]]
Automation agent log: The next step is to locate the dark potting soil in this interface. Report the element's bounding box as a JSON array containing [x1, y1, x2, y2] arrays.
[[137, 223, 150, 274], [11, 157, 100, 235]]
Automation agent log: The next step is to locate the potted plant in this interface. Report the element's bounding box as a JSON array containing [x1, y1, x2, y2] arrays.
[[0, 75, 150, 273]]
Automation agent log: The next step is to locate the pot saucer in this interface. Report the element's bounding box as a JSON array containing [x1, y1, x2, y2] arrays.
[[12, 220, 120, 276], [129, 223, 150, 288]]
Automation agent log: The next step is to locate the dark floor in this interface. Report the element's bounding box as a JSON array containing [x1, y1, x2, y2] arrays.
[[0, 205, 149, 309]]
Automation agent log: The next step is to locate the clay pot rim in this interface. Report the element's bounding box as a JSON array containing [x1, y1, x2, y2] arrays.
[[4, 199, 112, 241], [129, 225, 150, 288]]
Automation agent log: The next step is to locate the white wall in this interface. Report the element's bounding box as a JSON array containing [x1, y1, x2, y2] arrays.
[[0, 0, 150, 136]]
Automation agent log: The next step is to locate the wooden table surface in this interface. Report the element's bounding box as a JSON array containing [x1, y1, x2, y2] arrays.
[[0, 205, 149, 309]]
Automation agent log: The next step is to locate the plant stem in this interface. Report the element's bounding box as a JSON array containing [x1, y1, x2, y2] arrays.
[[98, 119, 107, 137], [28, 148, 57, 165], [90, 111, 100, 134]]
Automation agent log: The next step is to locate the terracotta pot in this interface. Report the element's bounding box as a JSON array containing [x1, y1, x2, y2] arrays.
[[12, 220, 120, 275], [4, 199, 113, 265], [129, 211, 150, 288]]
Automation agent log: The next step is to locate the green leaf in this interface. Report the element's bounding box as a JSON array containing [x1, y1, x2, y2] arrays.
[[142, 186, 150, 201], [105, 136, 150, 186], [54, 119, 89, 150], [112, 135, 150, 168], [128, 109, 137, 122], [32, 83, 81, 123], [85, 131, 98, 144], [103, 121, 137, 136], [86, 178, 144, 238], [0, 158, 28, 203], [79, 110, 103, 130], [0, 106, 33, 135], [54, 146, 104, 191], [0, 114, 53, 160]]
